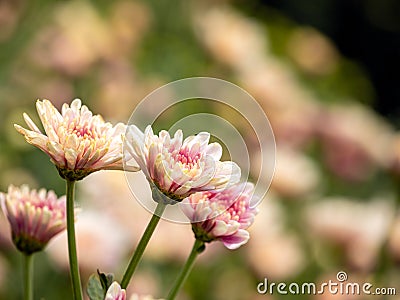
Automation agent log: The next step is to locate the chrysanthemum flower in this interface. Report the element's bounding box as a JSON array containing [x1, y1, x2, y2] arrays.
[[105, 282, 126, 300], [0, 185, 68, 255], [180, 182, 258, 249], [14, 99, 139, 181], [125, 125, 241, 204]]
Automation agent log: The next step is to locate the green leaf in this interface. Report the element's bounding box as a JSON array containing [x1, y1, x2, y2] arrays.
[[87, 274, 104, 300], [97, 269, 114, 292]]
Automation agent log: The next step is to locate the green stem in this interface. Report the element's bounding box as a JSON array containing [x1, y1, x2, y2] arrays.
[[121, 202, 166, 289], [24, 254, 33, 300], [66, 180, 83, 300], [167, 239, 204, 300]]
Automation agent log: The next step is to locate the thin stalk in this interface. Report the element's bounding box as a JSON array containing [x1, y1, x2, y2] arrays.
[[66, 179, 83, 300], [121, 202, 166, 289], [167, 239, 204, 300], [24, 254, 33, 300]]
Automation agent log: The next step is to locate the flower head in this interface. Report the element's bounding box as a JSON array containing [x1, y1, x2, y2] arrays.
[[0, 185, 67, 255], [105, 282, 126, 300], [181, 182, 258, 249], [14, 99, 139, 181], [104, 282, 164, 300], [125, 125, 241, 204]]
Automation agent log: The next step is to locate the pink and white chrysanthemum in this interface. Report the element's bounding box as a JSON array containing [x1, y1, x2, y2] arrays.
[[181, 182, 258, 250], [0, 185, 68, 255], [125, 125, 241, 203], [105, 282, 126, 300], [14, 99, 139, 181]]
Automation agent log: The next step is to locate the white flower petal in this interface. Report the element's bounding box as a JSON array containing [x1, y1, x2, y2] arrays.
[[205, 142, 223, 160], [105, 282, 126, 300], [212, 220, 229, 236], [23, 113, 42, 133]]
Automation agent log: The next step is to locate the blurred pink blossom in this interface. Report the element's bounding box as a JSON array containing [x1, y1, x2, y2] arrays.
[[238, 60, 320, 149], [0, 185, 67, 254], [287, 27, 339, 75], [47, 210, 129, 276], [246, 197, 305, 280], [304, 197, 395, 270], [194, 7, 266, 72], [29, 1, 113, 76], [317, 104, 394, 181], [270, 147, 320, 198]]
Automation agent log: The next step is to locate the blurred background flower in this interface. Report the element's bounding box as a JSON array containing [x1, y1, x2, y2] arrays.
[[0, 0, 399, 299], [0, 184, 68, 255]]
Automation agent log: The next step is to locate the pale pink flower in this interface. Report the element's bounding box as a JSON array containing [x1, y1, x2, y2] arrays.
[[105, 282, 126, 300], [14, 99, 139, 181], [125, 125, 241, 203], [0, 185, 67, 255], [181, 182, 258, 249], [304, 197, 394, 271]]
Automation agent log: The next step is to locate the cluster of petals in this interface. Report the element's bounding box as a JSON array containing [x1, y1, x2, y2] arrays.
[[105, 282, 162, 300], [181, 182, 258, 249], [105, 282, 126, 300], [0, 185, 68, 254], [14, 99, 138, 180], [125, 125, 241, 202]]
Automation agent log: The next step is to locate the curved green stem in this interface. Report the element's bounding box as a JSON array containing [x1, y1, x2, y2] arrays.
[[66, 180, 83, 300], [121, 202, 166, 289], [24, 254, 33, 300], [167, 239, 204, 300]]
